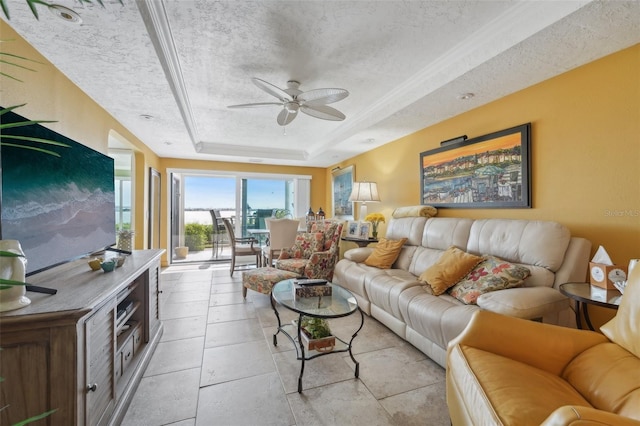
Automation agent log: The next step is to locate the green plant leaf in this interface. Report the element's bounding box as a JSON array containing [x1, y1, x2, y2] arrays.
[[12, 409, 57, 426], [0, 134, 70, 148], [0, 250, 24, 257], [0, 142, 62, 157]]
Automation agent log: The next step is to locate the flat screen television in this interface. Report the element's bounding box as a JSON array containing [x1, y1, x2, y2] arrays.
[[1, 108, 116, 275]]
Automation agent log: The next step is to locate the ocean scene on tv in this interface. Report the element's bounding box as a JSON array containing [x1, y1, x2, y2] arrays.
[[1, 109, 116, 274]]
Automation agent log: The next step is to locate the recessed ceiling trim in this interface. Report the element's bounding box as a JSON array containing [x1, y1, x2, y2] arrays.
[[136, 0, 199, 147], [196, 142, 309, 161], [307, 0, 593, 158]]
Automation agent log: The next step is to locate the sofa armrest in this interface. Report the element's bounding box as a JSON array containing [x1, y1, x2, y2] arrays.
[[541, 405, 640, 426], [447, 310, 608, 376], [343, 247, 374, 263], [477, 287, 569, 320]]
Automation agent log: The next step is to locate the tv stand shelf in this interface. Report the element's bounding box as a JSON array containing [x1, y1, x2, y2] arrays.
[[0, 249, 164, 426]]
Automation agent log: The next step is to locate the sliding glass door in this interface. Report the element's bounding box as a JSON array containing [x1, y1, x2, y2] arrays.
[[169, 170, 309, 265]]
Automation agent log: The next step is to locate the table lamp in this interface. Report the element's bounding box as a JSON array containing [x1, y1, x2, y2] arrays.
[[348, 181, 381, 221]]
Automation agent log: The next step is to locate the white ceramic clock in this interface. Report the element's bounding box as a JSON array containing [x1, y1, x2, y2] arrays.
[[590, 265, 605, 282], [608, 268, 627, 283]]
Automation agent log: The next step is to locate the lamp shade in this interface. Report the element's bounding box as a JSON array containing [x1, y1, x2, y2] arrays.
[[348, 182, 381, 203]]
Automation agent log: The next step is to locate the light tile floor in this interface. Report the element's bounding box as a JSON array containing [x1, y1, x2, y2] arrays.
[[121, 262, 450, 426]]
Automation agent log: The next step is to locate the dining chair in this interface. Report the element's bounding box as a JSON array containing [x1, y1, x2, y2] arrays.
[[210, 209, 227, 258], [222, 217, 261, 276], [263, 218, 300, 267]]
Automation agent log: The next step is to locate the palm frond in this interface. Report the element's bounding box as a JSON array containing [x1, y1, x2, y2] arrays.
[[12, 409, 57, 426], [0, 142, 63, 157], [1, 134, 70, 148]]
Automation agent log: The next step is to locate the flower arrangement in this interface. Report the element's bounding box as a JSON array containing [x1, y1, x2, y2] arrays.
[[364, 213, 385, 238]]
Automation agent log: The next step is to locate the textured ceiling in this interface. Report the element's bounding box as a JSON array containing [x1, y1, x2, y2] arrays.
[[2, 0, 639, 167]]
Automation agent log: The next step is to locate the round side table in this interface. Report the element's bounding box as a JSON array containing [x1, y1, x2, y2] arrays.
[[559, 282, 621, 330]]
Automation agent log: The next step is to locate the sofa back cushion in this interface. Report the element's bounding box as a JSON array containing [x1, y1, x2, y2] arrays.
[[386, 216, 428, 246], [422, 218, 474, 251], [466, 219, 571, 273]]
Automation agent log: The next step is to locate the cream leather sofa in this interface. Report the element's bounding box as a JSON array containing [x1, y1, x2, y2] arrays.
[[446, 264, 640, 425], [333, 216, 591, 367]]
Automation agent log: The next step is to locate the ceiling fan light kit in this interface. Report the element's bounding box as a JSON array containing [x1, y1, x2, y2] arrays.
[[228, 78, 349, 126]]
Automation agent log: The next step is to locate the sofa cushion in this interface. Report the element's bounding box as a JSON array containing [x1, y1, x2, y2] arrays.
[[364, 237, 407, 269], [477, 287, 570, 320], [448, 256, 531, 304], [419, 246, 483, 295], [466, 219, 570, 272]]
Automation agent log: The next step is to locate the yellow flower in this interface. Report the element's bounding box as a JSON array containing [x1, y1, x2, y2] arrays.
[[364, 213, 385, 224]]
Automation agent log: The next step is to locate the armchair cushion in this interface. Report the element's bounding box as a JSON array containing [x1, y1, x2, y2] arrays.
[[364, 237, 407, 269], [448, 255, 531, 304], [418, 246, 483, 295], [290, 232, 324, 258]]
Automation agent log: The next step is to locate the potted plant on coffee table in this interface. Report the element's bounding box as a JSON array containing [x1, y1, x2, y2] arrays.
[[299, 316, 335, 352]]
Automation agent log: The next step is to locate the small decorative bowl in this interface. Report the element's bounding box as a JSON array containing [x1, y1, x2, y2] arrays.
[[100, 259, 117, 273], [115, 255, 126, 268], [88, 257, 104, 271]]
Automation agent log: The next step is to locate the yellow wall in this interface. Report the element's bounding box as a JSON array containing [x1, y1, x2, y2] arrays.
[[331, 44, 640, 327]]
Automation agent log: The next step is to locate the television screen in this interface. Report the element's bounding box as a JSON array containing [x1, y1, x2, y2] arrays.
[[1, 108, 116, 275]]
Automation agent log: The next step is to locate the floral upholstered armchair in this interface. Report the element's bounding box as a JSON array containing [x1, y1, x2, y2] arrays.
[[276, 221, 344, 282]]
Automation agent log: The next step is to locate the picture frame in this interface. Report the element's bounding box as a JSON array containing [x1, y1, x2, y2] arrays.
[[357, 222, 371, 240], [420, 123, 531, 208], [332, 165, 354, 219], [346, 220, 360, 238]]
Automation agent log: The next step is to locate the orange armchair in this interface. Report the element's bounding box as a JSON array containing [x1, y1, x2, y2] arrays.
[[446, 265, 640, 425]]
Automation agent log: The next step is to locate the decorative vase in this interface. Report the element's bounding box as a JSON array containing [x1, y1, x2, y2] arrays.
[[372, 230, 378, 239], [0, 240, 31, 312]]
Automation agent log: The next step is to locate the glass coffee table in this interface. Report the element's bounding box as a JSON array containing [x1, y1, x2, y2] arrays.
[[270, 279, 364, 393]]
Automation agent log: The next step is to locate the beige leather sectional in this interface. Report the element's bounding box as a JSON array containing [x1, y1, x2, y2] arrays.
[[334, 216, 591, 367]]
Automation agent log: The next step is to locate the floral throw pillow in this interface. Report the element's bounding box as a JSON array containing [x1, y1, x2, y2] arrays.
[[291, 232, 324, 258], [448, 256, 531, 304]]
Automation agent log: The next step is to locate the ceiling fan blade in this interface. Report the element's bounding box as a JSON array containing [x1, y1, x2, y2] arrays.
[[300, 104, 346, 121], [298, 88, 349, 105], [277, 108, 297, 126], [252, 78, 293, 102], [227, 102, 282, 109]]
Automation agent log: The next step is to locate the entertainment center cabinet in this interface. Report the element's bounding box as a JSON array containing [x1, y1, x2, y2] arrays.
[[0, 249, 164, 426]]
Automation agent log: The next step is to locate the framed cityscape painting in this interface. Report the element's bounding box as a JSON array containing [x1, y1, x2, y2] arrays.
[[332, 165, 354, 219], [420, 123, 531, 208]]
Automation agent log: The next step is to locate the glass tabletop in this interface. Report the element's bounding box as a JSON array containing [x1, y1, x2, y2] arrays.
[[272, 279, 358, 318], [560, 282, 622, 308]]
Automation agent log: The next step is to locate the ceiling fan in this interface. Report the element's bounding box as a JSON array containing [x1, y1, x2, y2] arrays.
[[228, 78, 349, 126]]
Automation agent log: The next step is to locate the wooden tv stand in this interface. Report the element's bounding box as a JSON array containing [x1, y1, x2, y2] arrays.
[[0, 249, 164, 426]]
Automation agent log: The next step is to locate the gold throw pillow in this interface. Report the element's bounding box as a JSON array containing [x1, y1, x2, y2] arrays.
[[419, 246, 483, 295], [364, 238, 407, 269]]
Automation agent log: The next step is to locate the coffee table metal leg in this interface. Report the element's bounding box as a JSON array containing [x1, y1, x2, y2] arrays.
[[271, 293, 282, 346], [349, 308, 365, 378], [297, 313, 305, 393]]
